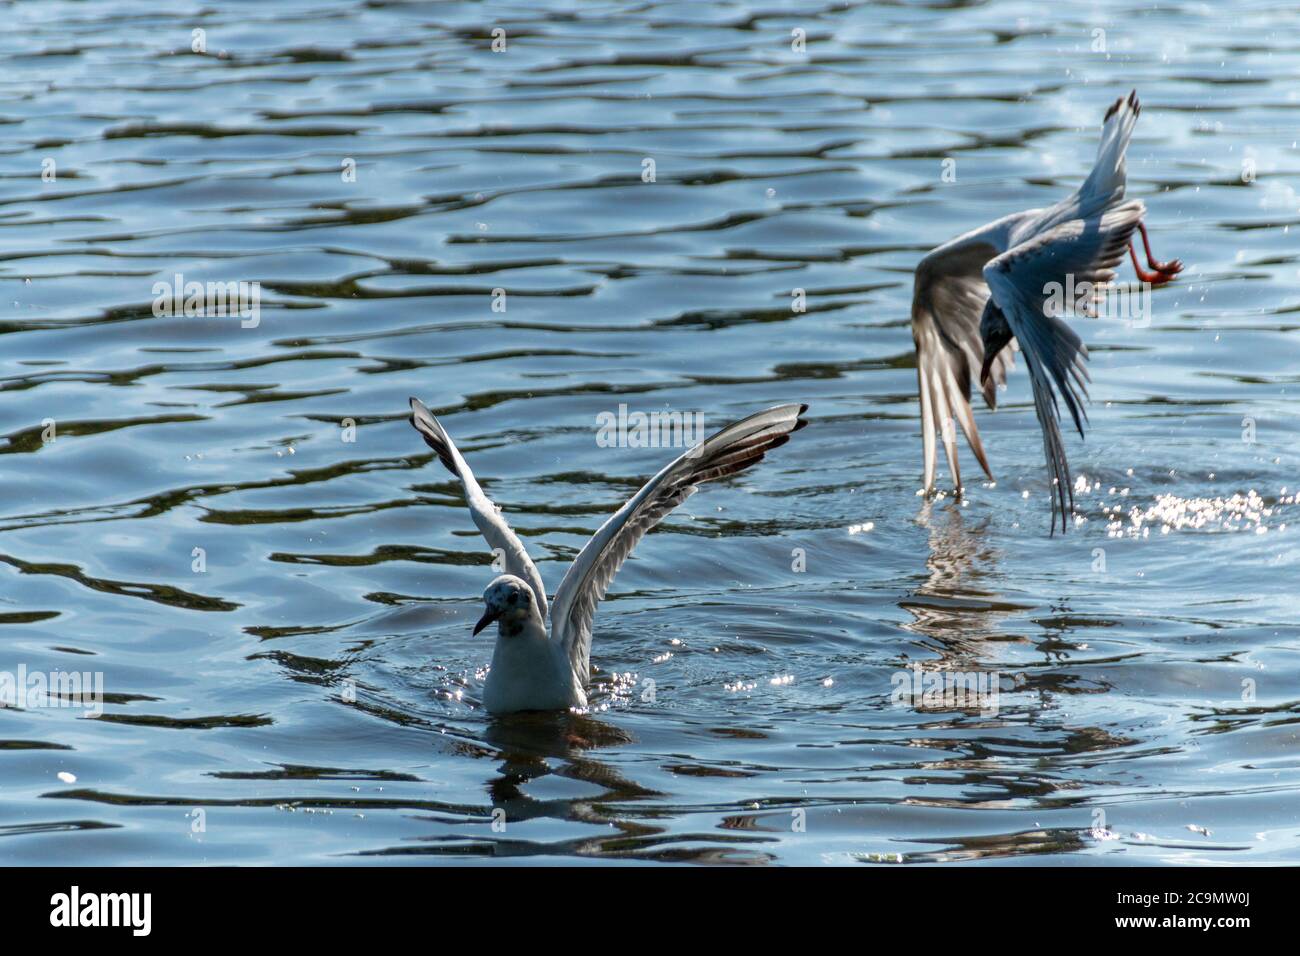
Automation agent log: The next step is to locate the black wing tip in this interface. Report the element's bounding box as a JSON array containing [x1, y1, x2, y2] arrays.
[[407, 398, 458, 473], [692, 405, 807, 485], [1055, 502, 1073, 535], [771, 401, 809, 416], [416, 435, 458, 474], [1104, 89, 1140, 123], [1047, 499, 1071, 536]]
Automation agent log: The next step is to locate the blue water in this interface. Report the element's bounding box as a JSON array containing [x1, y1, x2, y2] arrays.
[[1, 0, 1298, 865]]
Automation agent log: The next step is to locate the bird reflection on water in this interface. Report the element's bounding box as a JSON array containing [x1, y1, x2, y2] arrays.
[[412, 710, 701, 862], [900, 501, 1022, 660]]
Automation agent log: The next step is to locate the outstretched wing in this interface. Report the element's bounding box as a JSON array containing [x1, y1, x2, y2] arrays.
[[550, 403, 808, 686], [982, 199, 1145, 532], [408, 398, 548, 618], [911, 231, 1015, 493], [1077, 89, 1141, 218], [1016, 89, 1141, 243]]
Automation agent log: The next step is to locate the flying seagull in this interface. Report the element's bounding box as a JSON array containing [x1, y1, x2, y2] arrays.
[[408, 398, 808, 714], [910, 90, 1182, 532]]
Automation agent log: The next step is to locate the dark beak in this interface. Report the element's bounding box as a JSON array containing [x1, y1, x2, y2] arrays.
[[979, 351, 996, 390], [472, 608, 501, 636]]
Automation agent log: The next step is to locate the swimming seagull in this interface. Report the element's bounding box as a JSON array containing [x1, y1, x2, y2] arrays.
[[910, 90, 1182, 532], [408, 398, 809, 714]]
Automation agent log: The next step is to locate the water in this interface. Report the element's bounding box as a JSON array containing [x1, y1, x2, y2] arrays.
[[1, 0, 1298, 866]]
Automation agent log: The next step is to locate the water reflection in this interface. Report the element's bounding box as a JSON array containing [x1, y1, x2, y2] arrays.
[[483, 711, 650, 822], [900, 501, 1020, 657], [358, 711, 678, 861]]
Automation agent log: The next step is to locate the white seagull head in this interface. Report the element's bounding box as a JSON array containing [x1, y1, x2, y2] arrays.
[[473, 574, 541, 637]]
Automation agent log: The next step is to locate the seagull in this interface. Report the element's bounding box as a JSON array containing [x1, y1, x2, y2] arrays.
[[408, 398, 809, 714], [910, 90, 1182, 532]]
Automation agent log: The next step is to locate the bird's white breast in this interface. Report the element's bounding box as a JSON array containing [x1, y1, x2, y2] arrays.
[[482, 627, 585, 714]]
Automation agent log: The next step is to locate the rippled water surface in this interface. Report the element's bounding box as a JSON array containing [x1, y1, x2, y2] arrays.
[[2, 0, 1299, 865]]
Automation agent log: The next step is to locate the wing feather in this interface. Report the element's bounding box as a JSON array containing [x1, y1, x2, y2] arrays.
[[982, 200, 1145, 532], [911, 235, 1014, 492], [1013, 90, 1142, 243], [550, 404, 808, 685], [408, 398, 549, 618], [1079, 89, 1141, 217]]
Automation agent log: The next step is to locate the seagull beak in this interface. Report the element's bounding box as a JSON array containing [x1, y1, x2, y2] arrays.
[[472, 608, 501, 636]]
